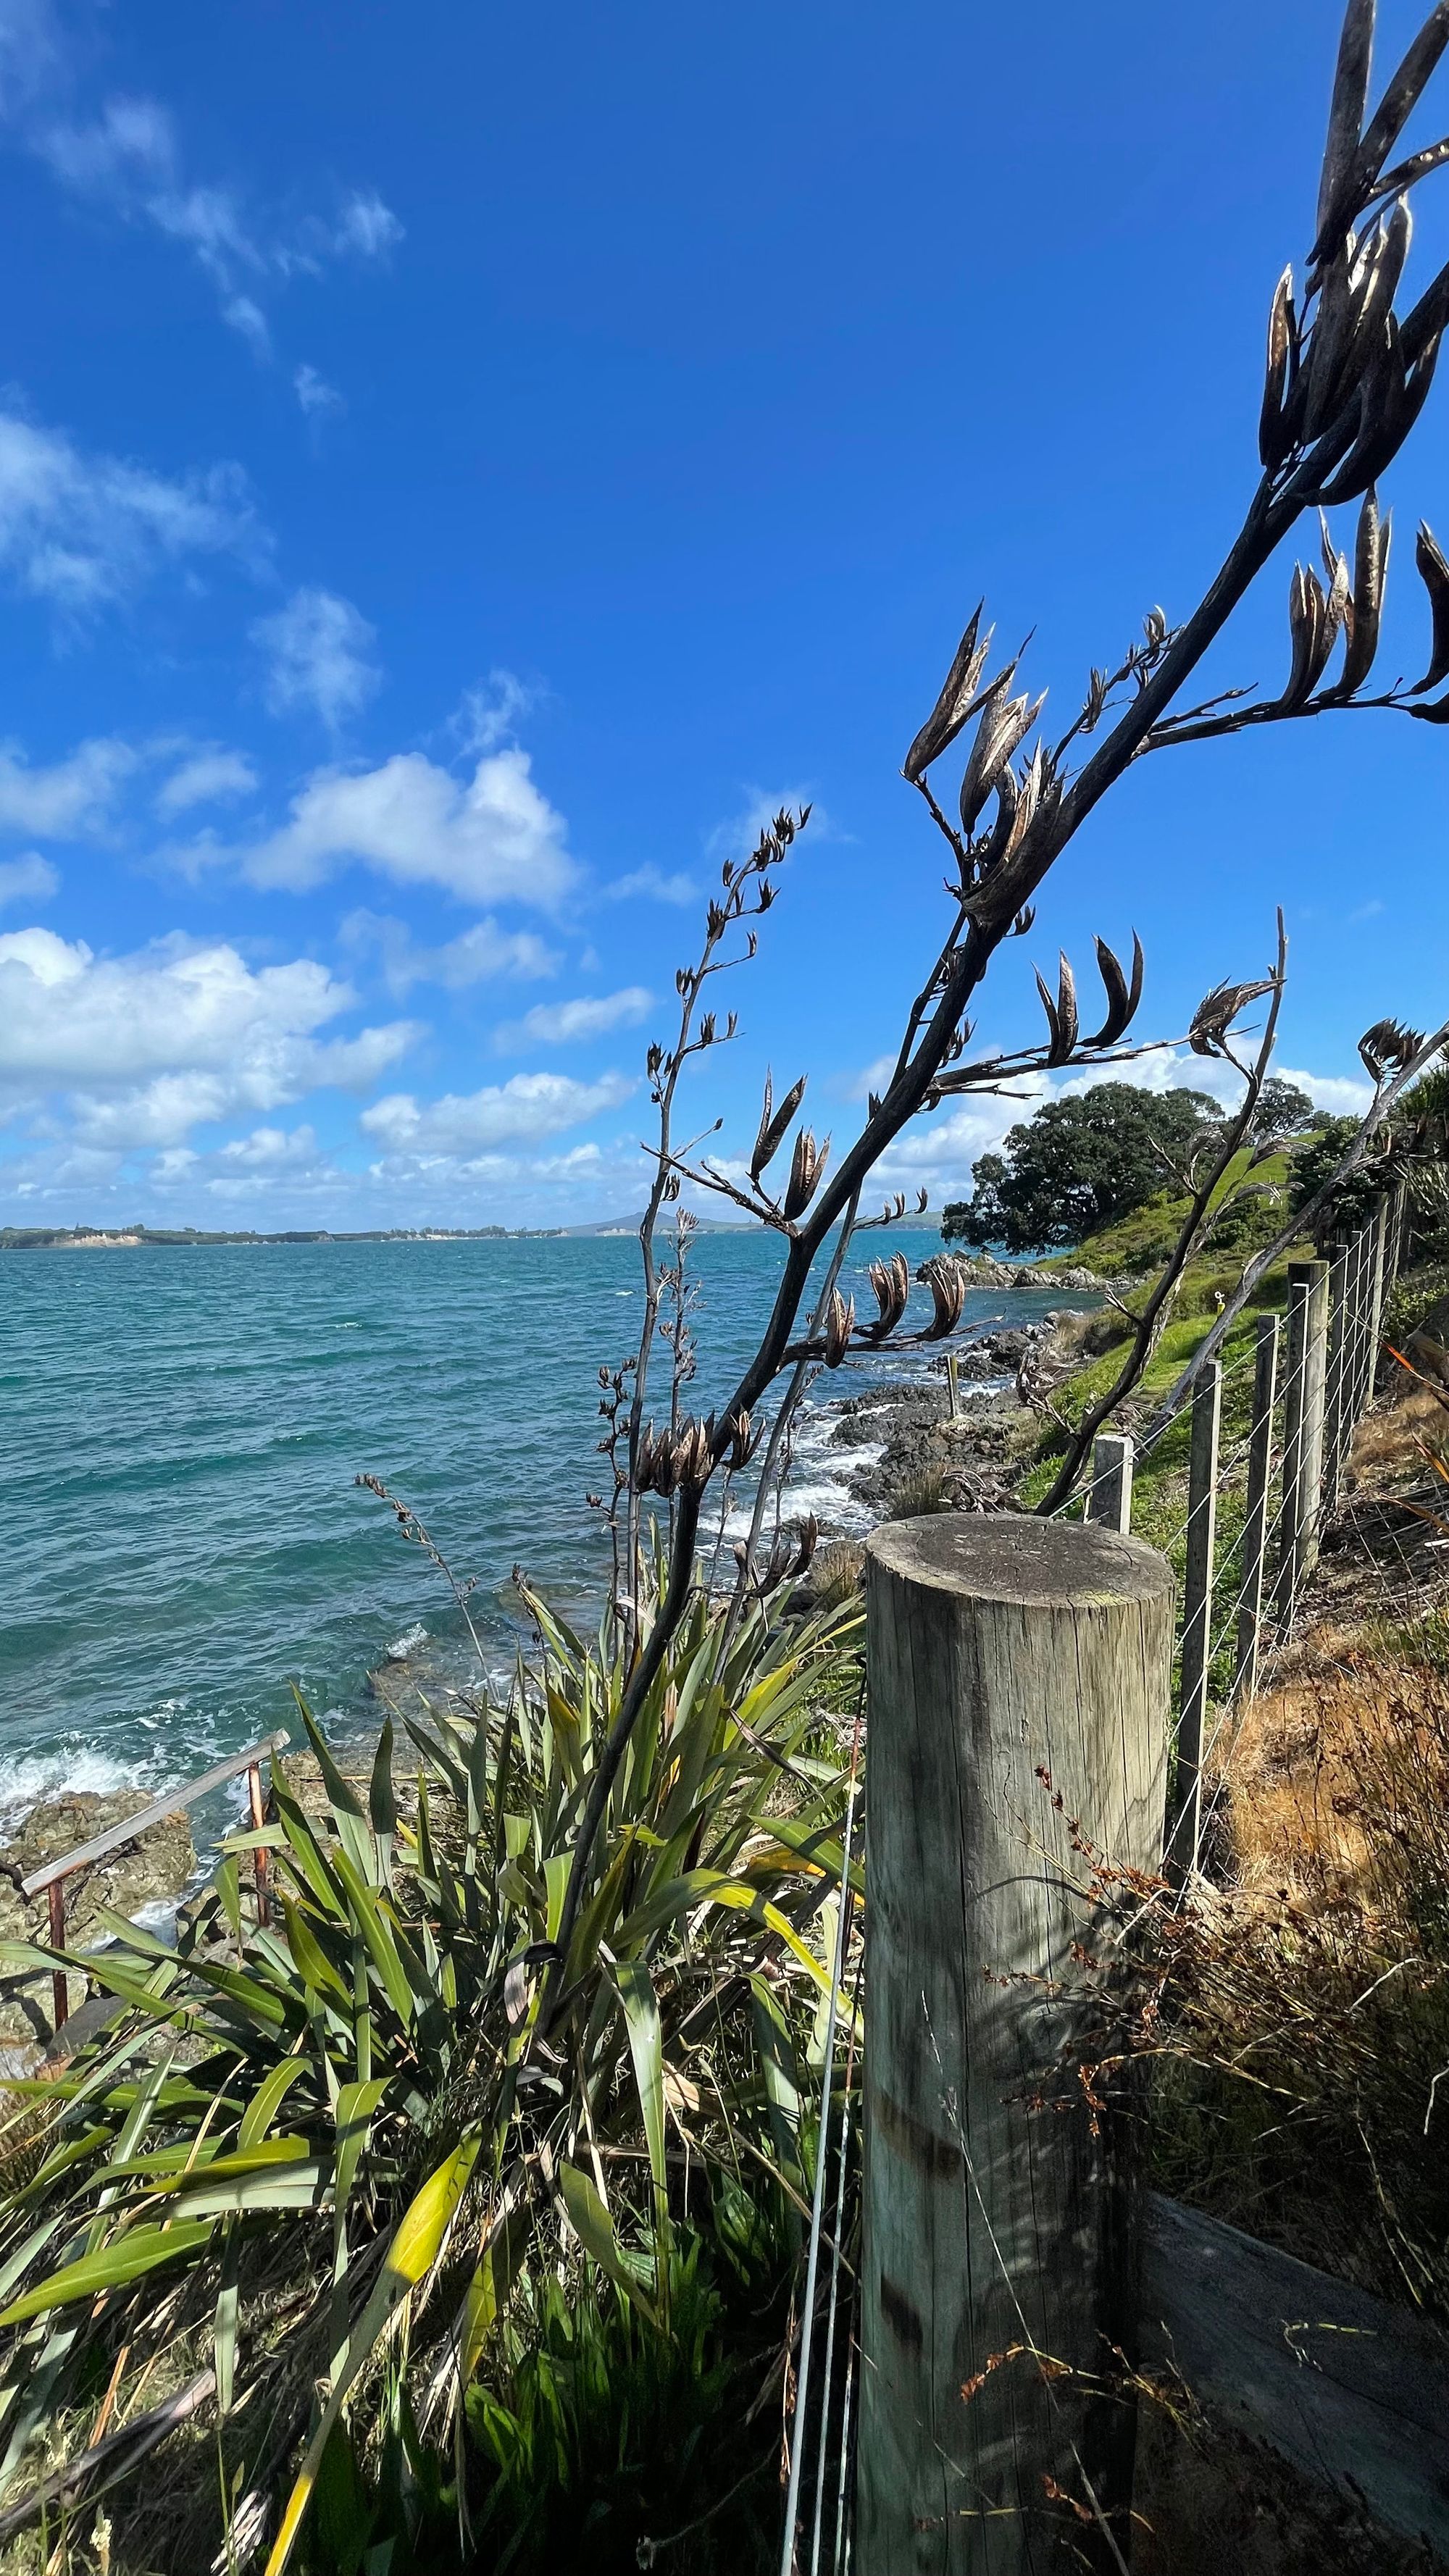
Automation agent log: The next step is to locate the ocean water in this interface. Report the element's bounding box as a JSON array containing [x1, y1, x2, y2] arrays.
[[1, 1231, 1079, 1822]]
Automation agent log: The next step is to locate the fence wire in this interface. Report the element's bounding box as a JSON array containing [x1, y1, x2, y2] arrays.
[[780, 1194, 1403, 2567]]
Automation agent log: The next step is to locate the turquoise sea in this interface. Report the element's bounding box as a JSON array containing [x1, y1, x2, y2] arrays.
[[2, 1230, 1077, 1820]]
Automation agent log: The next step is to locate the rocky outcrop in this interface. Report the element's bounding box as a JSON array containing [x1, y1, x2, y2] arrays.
[[930, 1252, 1106, 1294]]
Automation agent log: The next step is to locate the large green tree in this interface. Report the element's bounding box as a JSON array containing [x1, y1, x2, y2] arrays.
[[941, 1082, 1224, 1253]]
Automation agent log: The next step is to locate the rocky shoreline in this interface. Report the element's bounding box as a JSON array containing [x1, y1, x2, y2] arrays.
[[815, 1306, 1092, 1527], [0, 1297, 1096, 2060]]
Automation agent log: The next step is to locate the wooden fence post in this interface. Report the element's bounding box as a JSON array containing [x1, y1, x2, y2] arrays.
[[1234, 1314, 1279, 1706], [46, 1884, 67, 2032], [1166, 1360, 1222, 1877], [1085, 1430, 1134, 1534], [946, 1349, 961, 1421], [1322, 1243, 1353, 1515], [1364, 1195, 1390, 1401], [1274, 1259, 1329, 1621], [859, 1516, 1174, 2575]]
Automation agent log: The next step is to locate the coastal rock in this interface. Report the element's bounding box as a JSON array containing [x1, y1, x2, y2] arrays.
[[1034, 1264, 1106, 1292], [925, 1253, 1105, 1294]]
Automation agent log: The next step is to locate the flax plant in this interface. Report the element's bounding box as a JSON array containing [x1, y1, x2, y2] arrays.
[[0, 1576, 861, 2569]]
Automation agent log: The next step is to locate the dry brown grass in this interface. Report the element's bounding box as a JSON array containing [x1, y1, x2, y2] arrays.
[[1143, 1342, 1449, 2315]]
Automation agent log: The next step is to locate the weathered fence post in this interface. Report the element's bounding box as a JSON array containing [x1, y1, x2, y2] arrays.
[[1234, 1314, 1279, 1705], [1085, 1429, 1134, 1534], [1322, 1242, 1353, 1515], [860, 1516, 1174, 2575], [1364, 1194, 1390, 1400], [946, 1349, 961, 1421], [1166, 1359, 1222, 1878], [1274, 1258, 1329, 1621]]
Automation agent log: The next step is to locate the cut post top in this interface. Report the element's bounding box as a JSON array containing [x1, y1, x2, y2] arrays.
[[867, 1510, 1173, 1609]]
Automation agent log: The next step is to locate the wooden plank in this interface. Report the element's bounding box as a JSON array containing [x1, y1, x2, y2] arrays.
[[21, 1732, 291, 1898], [1138, 2194, 1449, 2563], [859, 1514, 1174, 2575], [1167, 1360, 1222, 1878], [1085, 1429, 1134, 1534], [1234, 1315, 1279, 1705]]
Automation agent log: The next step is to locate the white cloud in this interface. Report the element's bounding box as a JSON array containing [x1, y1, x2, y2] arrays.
[[294, 363, 343, 421], [222, 293, 271, 358], [0, 926, 415, 1147], [0, 850, 57, 908], [605, 863, 697, 906], [499, 987, 653, 1048], [0, 409, 262, 614], [253, 587, 379, 729], [239, 747, 575, 907], [453, 670, 534, 755], [341, 908, 560, 993], [362, 1069, 635, 1156], [1279, 1063, 1374, 1116], [155, 748, 258, 816], [36, 93, 175, 192], [0, 735, 136, 833], [20, 51, 402, 352], [324, 192, 404, 260]]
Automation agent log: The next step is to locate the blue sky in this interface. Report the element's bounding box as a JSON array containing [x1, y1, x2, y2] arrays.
[[0, 0, 1443, 1229]]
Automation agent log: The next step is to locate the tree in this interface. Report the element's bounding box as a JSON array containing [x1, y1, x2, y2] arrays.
[[941, 1084, 1224, 1253], [1287, 1110, 1411, 1246], [1251, 1074, 1317, 1140]]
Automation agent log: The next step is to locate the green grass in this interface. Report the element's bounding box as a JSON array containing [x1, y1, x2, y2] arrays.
[[1040, 1145, 1293, 1282]]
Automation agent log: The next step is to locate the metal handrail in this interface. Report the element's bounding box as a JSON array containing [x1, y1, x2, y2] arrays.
[[21, 1728, 290, 2030]]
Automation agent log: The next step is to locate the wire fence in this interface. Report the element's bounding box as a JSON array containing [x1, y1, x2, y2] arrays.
[[778, 1181, 1409, 2572]]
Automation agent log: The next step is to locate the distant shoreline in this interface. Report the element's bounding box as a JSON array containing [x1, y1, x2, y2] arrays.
[[4, 1216, 947, 1253]]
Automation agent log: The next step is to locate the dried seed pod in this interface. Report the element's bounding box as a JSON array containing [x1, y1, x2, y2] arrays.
[[1412, 519, 1449, 688], [1340, 482, 1391, 690], [1082, 930, 1145, 1049], [1316, 0, 1376, 250], [1305, 233, 1358, 440], [869, 1251, 910, 1336], [1316, 314, 1408, 503], [722, 1408, 758, 1471], [751, 1071, 807, 1184], [1353, 8, 1449, 207], [1259, 265, 1300, 469], [920, 1257, 966, 1341], [977, 760, 1019, 872], [790, 1515, 819, 1579], [783, 1128, 830, 1221], [1400, 252, 1449, 368], [823, 1290, 856, 1367], [674, 1418, 712, 1487], [958, 681, 1042, 834], [1359, 1016, 1427, 1079], [1188, 976, 1276, 1058], [1033, 952, 1080, 1066], [903, 606, 992, 779], [1282, 563, 1328, 704]]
